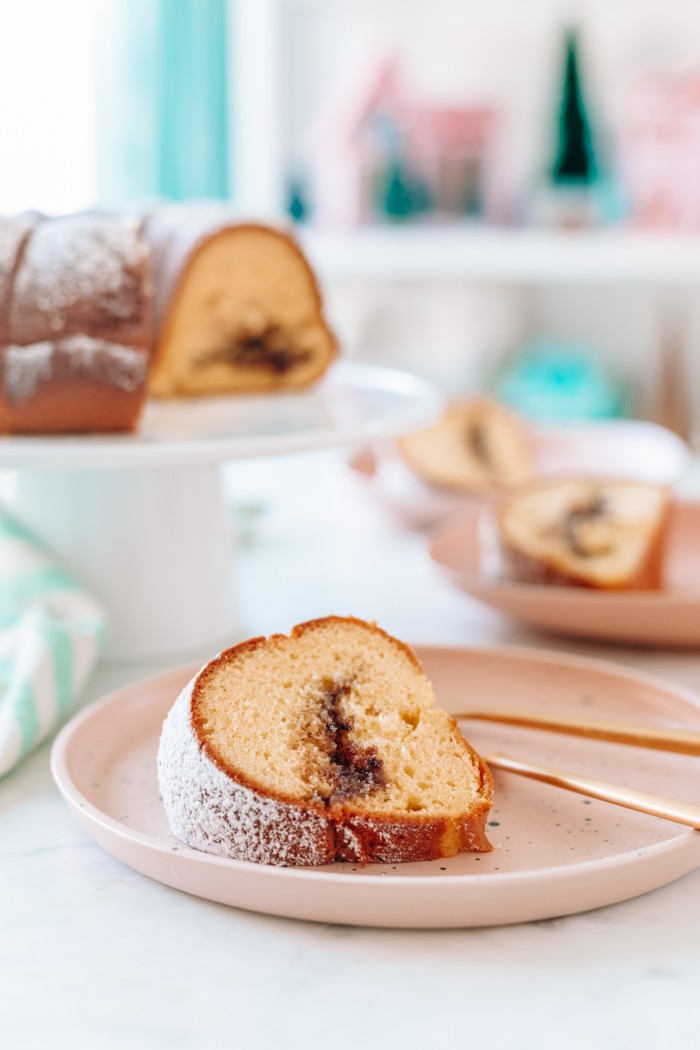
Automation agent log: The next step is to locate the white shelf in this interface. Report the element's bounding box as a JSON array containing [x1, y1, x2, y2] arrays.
[[299, 227, 700, 284]]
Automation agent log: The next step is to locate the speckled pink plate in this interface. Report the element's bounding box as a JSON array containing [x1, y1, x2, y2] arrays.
[[429, 503, 700, 648], [51, 646, 700, 927]]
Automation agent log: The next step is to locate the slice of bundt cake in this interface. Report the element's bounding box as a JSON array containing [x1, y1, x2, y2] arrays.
[[146, 204, 337, 397], [398, 397, 532, 493], [157, 616, 493, 866], [496, 479, 670, 589]]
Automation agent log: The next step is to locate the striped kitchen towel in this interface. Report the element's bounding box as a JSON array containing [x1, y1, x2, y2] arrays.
[[0, 512, 106, 778]]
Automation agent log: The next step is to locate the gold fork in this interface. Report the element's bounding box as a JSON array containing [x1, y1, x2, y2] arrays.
[[454, 709, 700, 829]]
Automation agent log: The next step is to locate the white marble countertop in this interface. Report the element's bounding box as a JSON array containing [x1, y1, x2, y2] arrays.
[[3, 451, 700, 1050]]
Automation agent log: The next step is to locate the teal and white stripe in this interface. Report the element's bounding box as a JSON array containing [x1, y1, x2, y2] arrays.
[[0, 514, 105, 777]]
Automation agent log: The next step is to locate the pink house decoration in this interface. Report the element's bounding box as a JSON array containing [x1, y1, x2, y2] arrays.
[[305, 54, 501, 227]]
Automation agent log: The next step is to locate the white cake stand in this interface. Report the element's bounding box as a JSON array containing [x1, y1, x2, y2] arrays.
[[0, 363, 439, 661]]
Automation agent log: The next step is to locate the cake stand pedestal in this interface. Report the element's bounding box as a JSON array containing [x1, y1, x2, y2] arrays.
[[7, 463, 236, 662], [0, 363, 439, 661]]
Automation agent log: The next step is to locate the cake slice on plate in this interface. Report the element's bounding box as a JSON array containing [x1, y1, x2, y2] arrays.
[[398, 397, 532, 493], [496, 479, 670, 590], [157, 616, 493, 866]]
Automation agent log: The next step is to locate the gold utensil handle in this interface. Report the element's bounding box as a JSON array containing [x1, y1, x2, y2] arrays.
[[456, 710, 700, 756], [486, 753, 700, 829]]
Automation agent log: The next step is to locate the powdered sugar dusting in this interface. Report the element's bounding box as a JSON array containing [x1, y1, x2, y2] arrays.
[[157, 678, 334, 867], [13, 213, 147, 326], [0, 225, 22, 284], [3, 342, 53, 401], [2, 337, 148, 403], [0, 215, 35, 285], [58, 335, 147, 391]]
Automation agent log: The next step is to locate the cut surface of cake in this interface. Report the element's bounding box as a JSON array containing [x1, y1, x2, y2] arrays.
[[157, 616, 493, 866], [398, 398, 532, 492], [0, 211, 153, 434], [496, 479, 669, 590], [147, 205, 337, 397]]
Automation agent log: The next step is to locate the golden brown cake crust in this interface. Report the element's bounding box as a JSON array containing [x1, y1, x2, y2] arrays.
[[0, 374, 145, 434], [177, 616, 493, 866], [147, 209, 327, 337], [146, 204, 337, 397]]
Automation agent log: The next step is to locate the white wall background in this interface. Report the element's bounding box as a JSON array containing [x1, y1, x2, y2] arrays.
[[0, 0, 98, 215]]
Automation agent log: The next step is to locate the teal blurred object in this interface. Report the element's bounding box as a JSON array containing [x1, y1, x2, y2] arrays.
[[157, 0, 229, 199], [494, 340, 626, 422], [97, 0, 229, 203], [287, 178, 310, 223], [370, 113, 432, 221]]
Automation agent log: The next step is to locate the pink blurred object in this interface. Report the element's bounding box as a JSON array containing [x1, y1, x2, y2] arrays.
[[412, 106, 497, 217], [306, 54, 412, 227], [619, 72, 700, 229], [306, 52, 500, 226]]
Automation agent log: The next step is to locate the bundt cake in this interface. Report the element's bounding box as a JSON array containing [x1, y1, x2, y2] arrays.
[[496, 479, 670, 589], [0, 211, 153, 434], [0, 204, 337, 433], [398, 397, 532, 493], [157, 616, 493, 866], [146, 204, 337, 397]]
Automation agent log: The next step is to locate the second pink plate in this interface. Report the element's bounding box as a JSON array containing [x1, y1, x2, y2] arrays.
[[429, 502, 700, 648], [52, 645, 700, 927]]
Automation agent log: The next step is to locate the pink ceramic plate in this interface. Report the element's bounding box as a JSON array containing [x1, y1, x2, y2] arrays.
[[350, 420, 691, 530], [429, 503, 700, 648], [51, 646, 700, 927]]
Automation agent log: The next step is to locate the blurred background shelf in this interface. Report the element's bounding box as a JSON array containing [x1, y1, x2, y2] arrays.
[[301, 227, 700, 285], [3, 0, 700, 432]]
